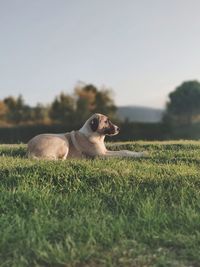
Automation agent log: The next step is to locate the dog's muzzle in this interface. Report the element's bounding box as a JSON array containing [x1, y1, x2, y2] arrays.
[[104, 125, 120, 136]]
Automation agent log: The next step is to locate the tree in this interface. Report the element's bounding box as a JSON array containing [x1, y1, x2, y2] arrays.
[[32, 104, 49, 123], [0, 101, 8, 122], [74, 83, 117, 122], [74, 84, 97, 122], [4, 95, 32, 124], [94, 89, 116, 117], [49, 93, 75, 123], [163, 81, 200, 125]]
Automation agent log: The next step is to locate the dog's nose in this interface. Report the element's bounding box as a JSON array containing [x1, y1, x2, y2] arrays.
[[117, 127, 120, 132]]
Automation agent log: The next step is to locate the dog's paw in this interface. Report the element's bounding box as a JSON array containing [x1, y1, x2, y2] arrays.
[[133, 151, 148, 158], [123, 150, 148, 158], [140, 151, 149, 157]]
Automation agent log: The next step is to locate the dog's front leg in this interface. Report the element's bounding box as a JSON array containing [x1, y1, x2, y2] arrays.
[[104, 150, 147, 158]]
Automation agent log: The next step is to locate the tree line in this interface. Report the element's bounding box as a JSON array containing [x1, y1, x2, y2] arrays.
[[0, 83, 116, 126], [163, 80, 200, 126]]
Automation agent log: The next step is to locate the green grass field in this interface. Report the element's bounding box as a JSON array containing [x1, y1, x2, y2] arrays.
[[0, 141, 200, 267]]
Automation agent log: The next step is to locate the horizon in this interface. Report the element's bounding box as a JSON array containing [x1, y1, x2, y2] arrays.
[[1, 0, 200, 109]]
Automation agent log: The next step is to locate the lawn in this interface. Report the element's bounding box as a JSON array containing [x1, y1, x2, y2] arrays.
[[0, 141, 200, 267]]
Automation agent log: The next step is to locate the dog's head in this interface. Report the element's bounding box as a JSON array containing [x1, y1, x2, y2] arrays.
[[88, 113, 120, 136]]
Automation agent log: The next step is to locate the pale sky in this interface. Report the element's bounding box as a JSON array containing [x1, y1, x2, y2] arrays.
[[0, 0, 200, 108]]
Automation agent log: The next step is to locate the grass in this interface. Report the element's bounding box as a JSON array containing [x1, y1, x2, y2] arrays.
[[0, 141, 200, 267]]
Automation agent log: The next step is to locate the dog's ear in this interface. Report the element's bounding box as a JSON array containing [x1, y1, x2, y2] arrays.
[[90, 117, 99, 132]]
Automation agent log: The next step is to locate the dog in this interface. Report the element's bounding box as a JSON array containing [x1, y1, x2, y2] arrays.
[[27, 113, 147, 160]]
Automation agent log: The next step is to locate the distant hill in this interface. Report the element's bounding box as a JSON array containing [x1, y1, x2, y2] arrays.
[[117, 106, 164, 123]]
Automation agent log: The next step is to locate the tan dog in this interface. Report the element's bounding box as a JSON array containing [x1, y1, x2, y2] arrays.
[[27, 113, 146, 160]]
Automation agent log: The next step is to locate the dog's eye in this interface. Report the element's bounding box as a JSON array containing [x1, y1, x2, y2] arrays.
[[105, 120, 108, 124]]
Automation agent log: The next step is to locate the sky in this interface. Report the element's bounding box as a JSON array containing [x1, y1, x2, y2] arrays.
[[0, 0, 200, 109]]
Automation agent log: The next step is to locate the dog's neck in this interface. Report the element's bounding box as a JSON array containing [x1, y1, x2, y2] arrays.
[[70, 130, 106, 156], [79, 125, 105, 144]]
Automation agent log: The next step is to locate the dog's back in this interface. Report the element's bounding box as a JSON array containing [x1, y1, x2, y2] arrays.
[[27, 133, 69, 160]]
